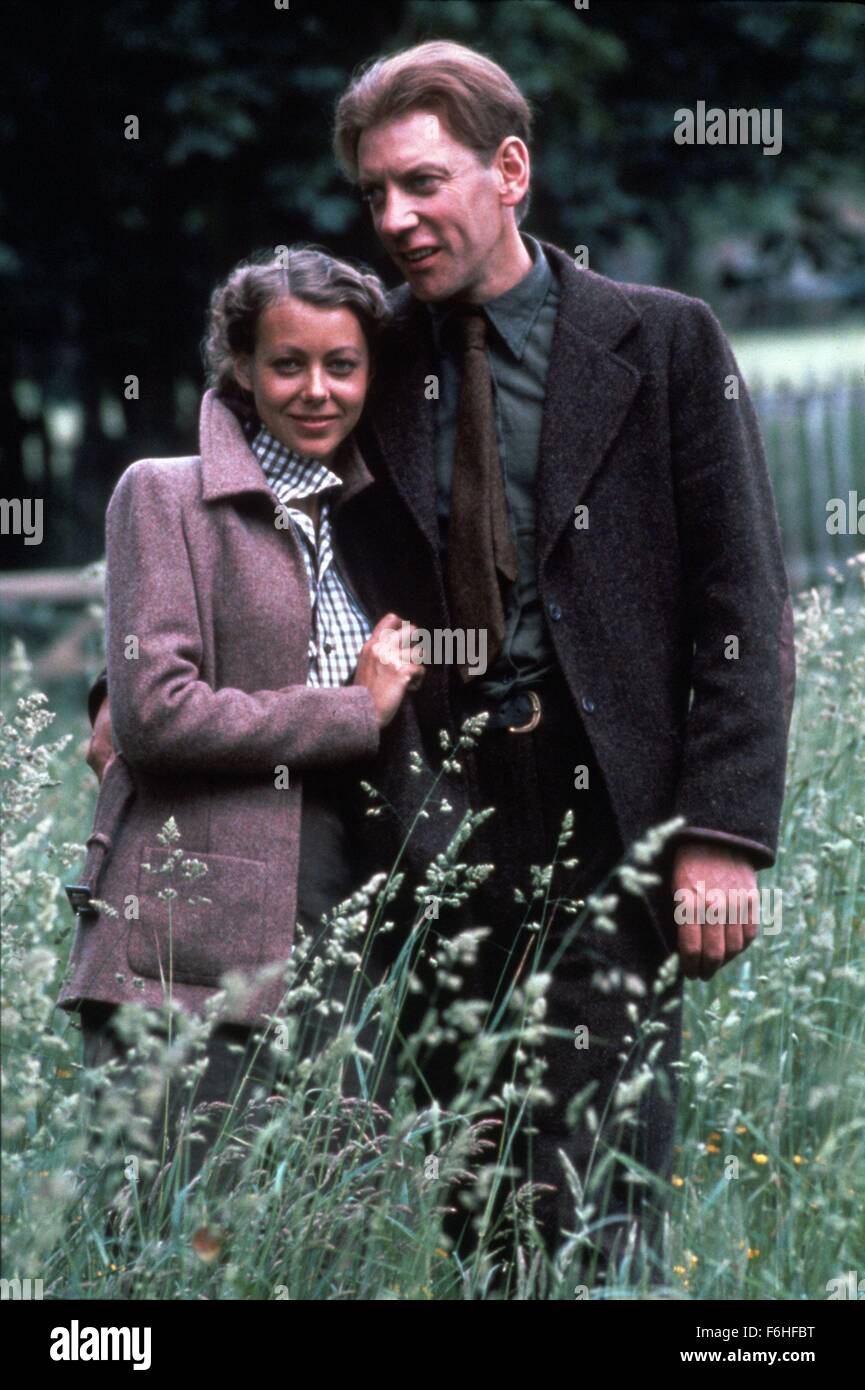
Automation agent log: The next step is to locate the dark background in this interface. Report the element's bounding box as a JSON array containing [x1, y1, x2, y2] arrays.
[[2, 0, 864, 569]]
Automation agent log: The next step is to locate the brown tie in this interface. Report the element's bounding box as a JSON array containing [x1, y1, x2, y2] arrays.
[[445, 308, 518, 681]]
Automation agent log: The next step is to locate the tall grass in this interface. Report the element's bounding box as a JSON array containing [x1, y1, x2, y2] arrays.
[[1, 556, 863, 1300], [664, 554, 865, 1299]]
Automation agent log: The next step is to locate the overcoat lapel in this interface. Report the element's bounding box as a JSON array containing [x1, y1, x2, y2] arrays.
[[367, 244, 646, 577], [535, 244, 643, 569], [197, 387, 376, 644], [368, 287, 440, 551], [197, 391, 309, 691], [198, 388, 373, 511]]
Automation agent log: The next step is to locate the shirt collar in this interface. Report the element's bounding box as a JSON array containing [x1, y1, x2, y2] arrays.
[[250, 425, 343, 501], [427, 233, 554, 361]]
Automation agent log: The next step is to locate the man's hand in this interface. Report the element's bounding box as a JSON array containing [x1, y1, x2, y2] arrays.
[[86, 695, 116, 783], [672, 842, 760, 981]]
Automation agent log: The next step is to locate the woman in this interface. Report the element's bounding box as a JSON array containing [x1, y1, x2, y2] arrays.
[[56, 245, 424, 1191]]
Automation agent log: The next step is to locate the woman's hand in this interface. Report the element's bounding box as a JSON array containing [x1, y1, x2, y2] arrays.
[[86, 696, 116, 783], [353, 613, 426, 728]]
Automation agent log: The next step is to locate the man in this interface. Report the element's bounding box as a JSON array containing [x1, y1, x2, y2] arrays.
[[82, 41, 795, 1280]]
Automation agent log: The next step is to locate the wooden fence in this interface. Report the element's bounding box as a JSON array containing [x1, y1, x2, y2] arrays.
[[750, 370, 865, 591]]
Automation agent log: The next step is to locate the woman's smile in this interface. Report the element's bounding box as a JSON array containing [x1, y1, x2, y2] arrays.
[[290, 413, 341, 432]]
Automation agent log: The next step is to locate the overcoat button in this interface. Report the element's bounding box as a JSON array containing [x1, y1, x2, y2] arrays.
[[581, 694, 595, 714], [548, 602, 562, 621]]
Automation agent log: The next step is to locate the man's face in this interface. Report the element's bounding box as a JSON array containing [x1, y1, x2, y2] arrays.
[[357, 109, 521, 303]]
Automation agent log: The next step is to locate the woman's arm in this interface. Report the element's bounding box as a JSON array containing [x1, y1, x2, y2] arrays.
[[106, 458, 380, 776], [85, 668, 114, 782]]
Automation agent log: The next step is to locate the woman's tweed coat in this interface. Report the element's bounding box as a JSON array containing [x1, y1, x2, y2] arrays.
[[56, 391, 412, 1027]]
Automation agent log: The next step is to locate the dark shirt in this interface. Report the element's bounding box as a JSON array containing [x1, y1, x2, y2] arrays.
[[427, 233, 561, 701]]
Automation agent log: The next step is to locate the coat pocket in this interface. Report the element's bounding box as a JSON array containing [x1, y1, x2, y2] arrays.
[[127, 846, 268, 987]]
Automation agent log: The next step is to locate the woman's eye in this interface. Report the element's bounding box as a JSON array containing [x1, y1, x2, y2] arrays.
[[274, 359, 301, 372], [329, 359, 357, 373], [412, 175, 437, 191]]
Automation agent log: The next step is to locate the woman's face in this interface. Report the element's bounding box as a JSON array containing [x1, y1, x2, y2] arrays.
[[233, 295, 370, 463]]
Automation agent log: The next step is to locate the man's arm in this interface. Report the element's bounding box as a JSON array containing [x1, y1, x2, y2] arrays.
[[667, 296, 795, 866], [665, 297, 796, 977]]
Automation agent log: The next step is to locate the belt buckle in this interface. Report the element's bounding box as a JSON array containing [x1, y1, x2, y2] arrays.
[[507, 690, 541, 734]]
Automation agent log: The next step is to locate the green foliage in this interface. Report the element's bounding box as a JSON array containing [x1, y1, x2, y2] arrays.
[[667, 556, 865, 1296], [2, 559, 863, 1299], [5, 1, 864, 556]]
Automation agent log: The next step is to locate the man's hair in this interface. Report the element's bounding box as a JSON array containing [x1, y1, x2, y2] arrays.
[[201, 244, 390, 429], [334, 40, 533, 225]]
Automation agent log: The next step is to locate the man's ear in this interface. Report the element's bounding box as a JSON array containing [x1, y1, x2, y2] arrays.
[[495, 135, 530, 212], [232, 355, 253, 392]]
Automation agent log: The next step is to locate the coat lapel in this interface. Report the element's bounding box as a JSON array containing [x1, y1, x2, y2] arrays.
[[199, 390, 276, 505], [198, 389, 374, 507], [367, 287, 440, 550], [535, 243, 643, 569], [196, 392, 305, 691], [197, 388, 379, 645], [365, 247, 645, 576]]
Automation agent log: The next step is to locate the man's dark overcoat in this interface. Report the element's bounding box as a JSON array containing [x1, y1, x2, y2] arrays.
[[339, 241, 796, 950]]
